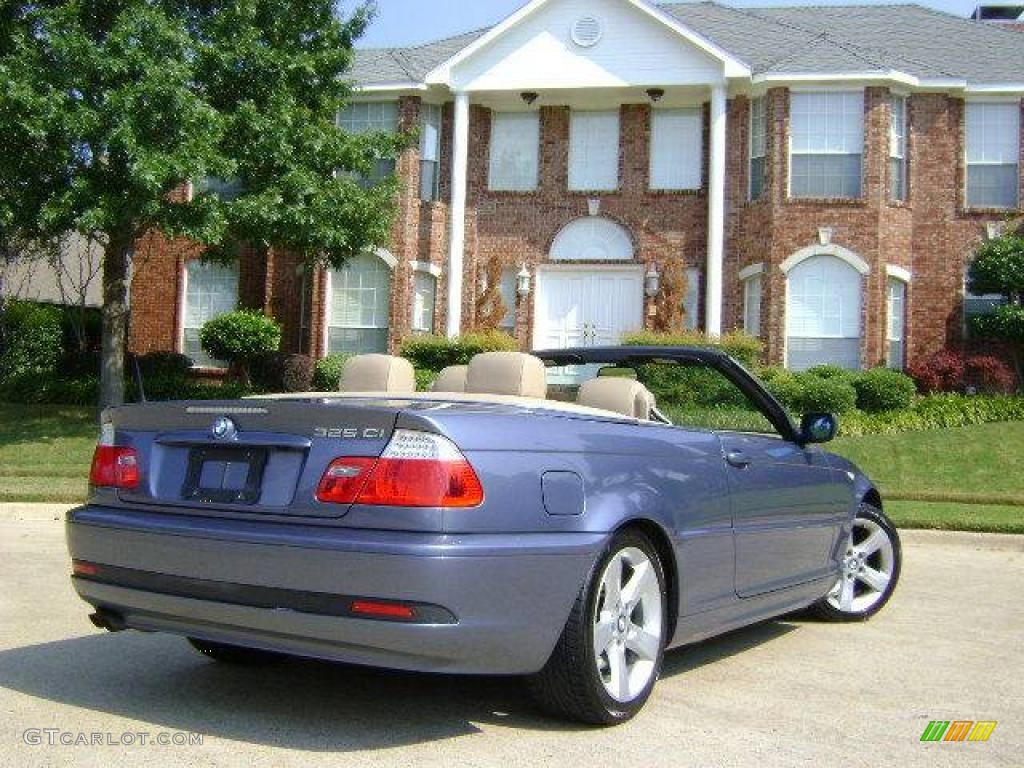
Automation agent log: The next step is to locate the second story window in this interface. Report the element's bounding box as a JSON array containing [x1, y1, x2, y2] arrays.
[[569, 110, 620, 191], [420, 104, 442, 201], [488, 112, 540, 192], [789, 90, 864, 199], [649, 108, 702, 191], [749, 96, 766, 200], [890, 95, 908, 202], [966, 101, 1020, 209], [338, 101, 399, 186]]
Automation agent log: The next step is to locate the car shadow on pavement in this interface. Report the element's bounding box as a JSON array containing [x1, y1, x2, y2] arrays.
[[0, 620, 797, 749]]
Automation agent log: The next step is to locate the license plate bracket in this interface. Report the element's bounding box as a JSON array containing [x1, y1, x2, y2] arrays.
[[182, 446, 268, 505]]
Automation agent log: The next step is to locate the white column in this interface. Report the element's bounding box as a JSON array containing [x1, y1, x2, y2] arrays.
[[446, 90, 470, 338], [705, 83, 727, 337]]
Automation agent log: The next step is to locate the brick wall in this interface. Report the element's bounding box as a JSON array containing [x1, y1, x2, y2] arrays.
[[128, 89, 1023, 373]]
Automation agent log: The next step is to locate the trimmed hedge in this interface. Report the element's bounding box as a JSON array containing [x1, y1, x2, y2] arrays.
[[313, 354, 349, 391], [199, 310, 281, 366], [621, 330, 762, 367], [850, 368, 916, 412], [0, 300, 63, 381], [400, 331, 518, 372], [840, 394, 1024, 436], [250, 352, 315, 393]]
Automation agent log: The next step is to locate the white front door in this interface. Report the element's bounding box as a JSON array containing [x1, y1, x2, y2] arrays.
[[533, 267, 644, 350]]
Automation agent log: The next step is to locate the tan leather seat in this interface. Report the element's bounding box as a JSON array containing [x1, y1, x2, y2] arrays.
[[431, 365, 468, 393], [577, 377, 655, 419], [339, 354, 416, 393], [465, 352, 547, 399]]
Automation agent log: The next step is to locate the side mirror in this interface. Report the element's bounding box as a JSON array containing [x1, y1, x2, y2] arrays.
[[799, 412, 838, 444]]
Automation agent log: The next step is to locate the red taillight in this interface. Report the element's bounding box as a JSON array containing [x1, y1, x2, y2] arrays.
[[89, 445, 140, 489], [317, 430, 483, 508], [316, 457, 377, 504], [350, 599, 417, 620]]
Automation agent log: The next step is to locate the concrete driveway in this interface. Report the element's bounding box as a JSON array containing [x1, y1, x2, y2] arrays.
[[0, 507, 1020, 767]]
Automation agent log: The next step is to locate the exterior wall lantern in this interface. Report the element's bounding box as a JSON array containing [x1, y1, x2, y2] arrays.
[[516, 264, 532, 297], [520, 92, 539, 106], [644, 263, 661, 298]]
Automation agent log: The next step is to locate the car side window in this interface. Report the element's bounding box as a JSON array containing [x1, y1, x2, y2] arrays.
[[633, 361, 780, 436]]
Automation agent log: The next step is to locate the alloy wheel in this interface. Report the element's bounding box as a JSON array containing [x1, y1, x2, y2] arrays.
[[827, 517, 896, 614]]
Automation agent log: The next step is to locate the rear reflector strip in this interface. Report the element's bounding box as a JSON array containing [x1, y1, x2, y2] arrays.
[[350, 600, 417, 620], [72, 563, 456, 623]]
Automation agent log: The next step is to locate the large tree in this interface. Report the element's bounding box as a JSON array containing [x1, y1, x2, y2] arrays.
[[969, 225, 1024, 382], [0, 1, 402, 406]]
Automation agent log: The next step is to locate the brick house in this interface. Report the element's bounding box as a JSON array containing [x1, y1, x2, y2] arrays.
[[129, 0, 1024, 371]]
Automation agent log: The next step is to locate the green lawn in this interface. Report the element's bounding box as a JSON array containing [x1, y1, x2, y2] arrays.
[[0, 402, 1021, 533], [0, 404, 96, 502]]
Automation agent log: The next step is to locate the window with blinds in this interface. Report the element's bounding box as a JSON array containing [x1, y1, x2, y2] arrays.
[[183, 260, 239, 368], [420, 104, 442, 201], [488, 112, 540, 191], [649, 108, 702, 191], [328, 253, 392, 355], [966, 101, 1020, 209], [789, 91, 864, 199], [338, 101, 400, 186], [749, 96, 767, 200], [569, 110, 620, 191]]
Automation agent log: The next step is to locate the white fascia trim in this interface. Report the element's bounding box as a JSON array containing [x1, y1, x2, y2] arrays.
[[412, 260, 443, 277], [755, 70, 918, 87], [424, 0, 750, 85], [738, 263, 765, 281], [779, 243, 871, 276], [354, 82, 429, 93], [886, 264, 912, 283], [963, 83, 1024, 94]]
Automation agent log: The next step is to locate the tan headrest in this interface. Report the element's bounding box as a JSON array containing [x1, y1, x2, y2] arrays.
[[339, 354, 415, 393], [431, 365, 468, 393], [465, 352, 547, 399], [577, 377, 655, 419]]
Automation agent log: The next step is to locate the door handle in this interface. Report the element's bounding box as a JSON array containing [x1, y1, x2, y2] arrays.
[[725, 450, 751, 469]]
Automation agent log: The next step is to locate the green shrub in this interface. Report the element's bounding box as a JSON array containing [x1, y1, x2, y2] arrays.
[[250, 352, 314, 393], [839, 394, 1024, 436], [0, 300, 63, 381], [622, 330, 763, 367], [806, 364, 853, 381], [764, 371, 858, 414], [635, 363, 749, 409], [400, 330, 518, 372], [851, 368, 916, 412], [415, 368, 437, 392], [0, 372, 98, 405], [137, 351, 193, 380], [199, 310, 281, 381], [313, 354, 349, 391]]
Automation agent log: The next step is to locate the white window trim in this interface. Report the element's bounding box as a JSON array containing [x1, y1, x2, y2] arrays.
[[889, 94, 908, 201], [742, 272, 762, 337], [885, 264, 912, 283], [738, 262, 765, 281], [488, 111, 540, 192], [412, 260, 443, 278], [779, 243, 871, 276], [649, 107, 703, 191], [320, 249, 397, 356]]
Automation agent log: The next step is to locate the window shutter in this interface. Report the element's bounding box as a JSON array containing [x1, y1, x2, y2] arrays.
[[650, 109, 702, 190], [569, 111, 620, 191]]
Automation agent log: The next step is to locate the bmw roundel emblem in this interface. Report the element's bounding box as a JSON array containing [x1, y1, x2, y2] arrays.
[[211, 416, 236, 440]]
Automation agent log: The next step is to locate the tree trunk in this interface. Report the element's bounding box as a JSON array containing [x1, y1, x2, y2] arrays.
[[100, 234, 131, 408]]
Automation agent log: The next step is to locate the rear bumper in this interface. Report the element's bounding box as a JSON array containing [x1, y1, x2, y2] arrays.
[[65, 506, 605, 675]]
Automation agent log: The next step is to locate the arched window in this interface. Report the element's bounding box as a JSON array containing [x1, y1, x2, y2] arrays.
[[549, 217, 634, 261], [327, 252, 393, 354], [786, 254, 863, 370]]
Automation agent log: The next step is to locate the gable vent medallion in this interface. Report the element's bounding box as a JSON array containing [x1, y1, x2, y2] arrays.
[[571, 16, 603, 48]]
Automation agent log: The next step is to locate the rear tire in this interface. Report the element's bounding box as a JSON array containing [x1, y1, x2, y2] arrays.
[[808, 503, 901, 622], [187, 637, 285, 665], [528, 529, 667, 725]]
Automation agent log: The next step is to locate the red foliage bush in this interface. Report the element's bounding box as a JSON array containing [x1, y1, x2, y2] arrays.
[[964, 355, 1015, 394], [909, 350, 1016, 394]]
